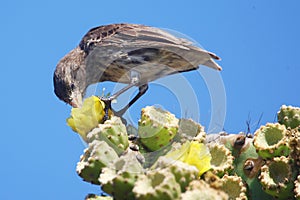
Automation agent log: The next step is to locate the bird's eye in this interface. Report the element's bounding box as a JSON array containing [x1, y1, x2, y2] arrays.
[[67, 97, 72, 103]]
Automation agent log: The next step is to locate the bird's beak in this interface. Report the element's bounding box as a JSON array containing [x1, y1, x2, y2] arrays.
[[70, 92, 83, 108], [70, 100, 80, 108]]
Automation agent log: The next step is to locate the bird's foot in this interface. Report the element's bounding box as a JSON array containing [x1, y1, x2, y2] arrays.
[[99, 97, 112, 122], [100, 96, 128, 125]]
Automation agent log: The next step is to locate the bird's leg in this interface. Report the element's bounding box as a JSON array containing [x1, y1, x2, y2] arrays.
[[101, 70, 144, 120], [101, 82, 138, 122], [107, 81, 138, 100], [101, 70, 141, 102], [115, 84, 148, 116]]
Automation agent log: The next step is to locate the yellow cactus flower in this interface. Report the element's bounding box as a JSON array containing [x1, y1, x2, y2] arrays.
[[167, 141, 211, 176], [66, 96, 107, 141]]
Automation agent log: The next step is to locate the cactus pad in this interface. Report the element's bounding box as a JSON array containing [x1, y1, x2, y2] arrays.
[[278, 105, 300, 129], [253, 123, 290, 159], [259, 156, 295, 199], [99, 151, 144, 200], [220, 175, 248, 199], [153, 157, 199, 192], [76, 140, 119, 185], [138, 106, 179, 151], [133, 169, 181, 200], [181, 180, 228, 200], [208, 143, 234, 177], [87, 116, 129, 155]]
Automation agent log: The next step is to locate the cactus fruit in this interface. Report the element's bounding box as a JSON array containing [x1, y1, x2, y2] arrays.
[[76, 140, 119, 185], [278, 105, 300, 129], [259, 156, 296, 199], [67, 96, 106, 141], [253, 123, 290, 159], [87, 116, 129, 155], [138, 106, 179, 151], [132, 169, 181, 200], [99, 150, 144, 200]]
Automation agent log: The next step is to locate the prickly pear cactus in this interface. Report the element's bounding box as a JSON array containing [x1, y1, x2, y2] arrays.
[[99, 151, 144, 200], [64, 97, 300, 199], [76, 140, 119, 185], [180, 180, 228, 200], [278, 105, 300, 129], [133, 169, 181, 200], [207, 143, 234, 177], [152, 157, 199, 192], [87, 116, 129, 155], [138, 106, 179, 151], [259, 156, 296, 199], [253, 123, 290, 159]]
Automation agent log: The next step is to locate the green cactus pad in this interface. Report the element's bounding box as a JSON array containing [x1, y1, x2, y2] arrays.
[[99, 151, 144, 200], [87, 116, 129, 155], [259, 156, 295, 199], [208, 144, 234, 177], [153, 157, 199, 192], [138, 106, 179, 151], [220, 174, 248, 200], [133, 169, 181, 200], [278, 105, 300, 129], [76, 140, 119, 185], [253, 123, 290, 159]]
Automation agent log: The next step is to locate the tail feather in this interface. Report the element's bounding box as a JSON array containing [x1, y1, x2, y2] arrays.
[[208, 52, 221, 61], [203, 59, 222, 71]]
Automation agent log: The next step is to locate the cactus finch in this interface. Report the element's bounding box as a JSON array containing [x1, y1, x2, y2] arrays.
[[53, 23, 222, 115]]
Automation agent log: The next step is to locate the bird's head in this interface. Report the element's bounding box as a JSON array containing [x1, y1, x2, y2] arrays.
[[53, 47, 86, 108]]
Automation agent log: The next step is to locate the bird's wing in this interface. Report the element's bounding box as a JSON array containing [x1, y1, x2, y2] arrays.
[[79, 24, 221, 71], [80, 24, 189, 52]]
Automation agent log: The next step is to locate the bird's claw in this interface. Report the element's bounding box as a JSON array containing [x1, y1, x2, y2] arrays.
[[99, 96, 127, 125], [99, 96, 113, 122]]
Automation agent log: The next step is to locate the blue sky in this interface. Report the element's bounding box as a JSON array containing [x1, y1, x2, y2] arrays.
[[1, 0, 299, 199]]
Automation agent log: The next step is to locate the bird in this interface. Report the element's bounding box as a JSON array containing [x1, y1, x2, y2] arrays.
[[54, 23, 222, 116]]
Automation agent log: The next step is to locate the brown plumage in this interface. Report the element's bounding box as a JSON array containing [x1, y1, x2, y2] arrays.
[[54, 23, 221, 111]]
